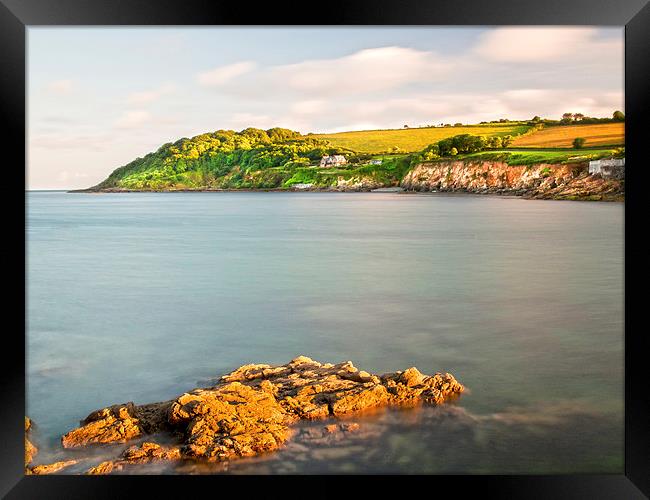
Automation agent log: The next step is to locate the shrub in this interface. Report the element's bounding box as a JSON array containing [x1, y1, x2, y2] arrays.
[[573, 137, 586, 149]]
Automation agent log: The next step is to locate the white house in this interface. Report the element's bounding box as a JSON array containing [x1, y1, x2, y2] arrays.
[[370, 159, 382, 165], [589, 158, 625, 177], [320, 155, 347, 168]]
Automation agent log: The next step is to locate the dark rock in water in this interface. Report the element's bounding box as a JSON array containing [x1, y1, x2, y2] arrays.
[[60, 356, 464, 473]]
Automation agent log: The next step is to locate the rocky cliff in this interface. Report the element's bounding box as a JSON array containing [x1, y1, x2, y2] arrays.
[[401, 161, 624, 201]]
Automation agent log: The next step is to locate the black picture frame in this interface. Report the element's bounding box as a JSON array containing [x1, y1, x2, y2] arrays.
[[2, 1, 648, 497]]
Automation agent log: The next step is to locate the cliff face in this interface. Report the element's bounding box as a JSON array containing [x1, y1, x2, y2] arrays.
[[401, 161, 624, 201]]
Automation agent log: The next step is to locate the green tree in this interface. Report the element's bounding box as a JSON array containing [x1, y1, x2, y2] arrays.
[[613, 110, 625, 121], [573, 137, 586, 148], [450, 147, 458, 156], [561, 112, 574, 123]]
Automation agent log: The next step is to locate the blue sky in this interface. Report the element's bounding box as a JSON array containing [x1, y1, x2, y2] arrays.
[[28, 27, 623, 189]]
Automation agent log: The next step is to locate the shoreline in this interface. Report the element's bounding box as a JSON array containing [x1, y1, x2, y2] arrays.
[[66, 187, 624, 202]]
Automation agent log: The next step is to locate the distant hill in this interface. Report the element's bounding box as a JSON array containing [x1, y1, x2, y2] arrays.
[[85, 119, 624, 192]]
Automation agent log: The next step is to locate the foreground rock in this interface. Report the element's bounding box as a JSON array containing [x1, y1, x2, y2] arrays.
[[60, 357, 464, 473], [85, 443, 181, 474], [25, 417, 37, 468], [61, 401, 169, 448], [31, 460, 79, 475]]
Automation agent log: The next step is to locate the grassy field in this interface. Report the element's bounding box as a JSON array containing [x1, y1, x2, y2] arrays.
[[311, 123, 531, 153], [457, 148, 620, 166], [512, 123, 624, 148]]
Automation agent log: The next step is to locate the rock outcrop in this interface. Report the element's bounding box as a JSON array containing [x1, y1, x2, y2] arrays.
[[58, 356, 463, 473], [61, 401, 170, 448], [401, 161, 624, 201], [25, 417, 37, 468]]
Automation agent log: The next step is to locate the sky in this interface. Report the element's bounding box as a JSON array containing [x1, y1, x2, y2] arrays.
[[27, 27, 624, 190]]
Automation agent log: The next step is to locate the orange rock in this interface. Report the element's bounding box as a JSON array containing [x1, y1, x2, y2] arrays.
[[25, 417, 37, 467], [31, 460, 79, 475], [61, 403, 144, 448], [86, 461, 116, 475], [61, 356, 464, 473]]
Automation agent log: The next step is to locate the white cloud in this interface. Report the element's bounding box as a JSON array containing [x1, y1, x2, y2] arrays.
[[46, 79, 74, 94], [197, 61, 257, 86], [474, 27, 622, 63], [271, 46, 452, 96], [127, 83, 176, 105], [114, 110, 152, 129]]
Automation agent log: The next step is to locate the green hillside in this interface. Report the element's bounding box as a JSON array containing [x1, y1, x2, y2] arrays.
[[86, 120, 624, 192], [90, 127, 416, 191], [89, 124, 530, 191]]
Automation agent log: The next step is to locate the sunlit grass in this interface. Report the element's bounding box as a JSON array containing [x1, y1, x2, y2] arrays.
[[311, 124, 531, 153], [512, 123, 624, 148]]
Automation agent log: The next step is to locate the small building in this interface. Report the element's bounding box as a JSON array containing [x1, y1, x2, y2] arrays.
[[589, 158, 625, 178], [320, 155, 347, 168], [292, 183, 313, 190], [370, 159, 382, 165]]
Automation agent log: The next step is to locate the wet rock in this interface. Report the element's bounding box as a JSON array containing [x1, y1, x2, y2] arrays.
[[121, 442, 182, 463], [61, 402, 144, 448], [86, 461, 116, 475], [62, 356, 464, 473], [84, 442, 181, 475], [25, 417, 37, 467], [168, 382, 292, 461], [31, 460, 79, 475], [61, 401, 171, 448]]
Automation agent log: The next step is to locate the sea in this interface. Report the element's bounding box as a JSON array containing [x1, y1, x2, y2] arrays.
[[26, 191, 624, 474]]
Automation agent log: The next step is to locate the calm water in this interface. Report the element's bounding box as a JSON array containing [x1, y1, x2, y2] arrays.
[[26, 191, 624, 474]]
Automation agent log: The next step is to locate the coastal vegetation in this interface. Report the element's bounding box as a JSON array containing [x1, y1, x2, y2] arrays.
[[87, 113, 625, 193], [450, 147, 622, 166]]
